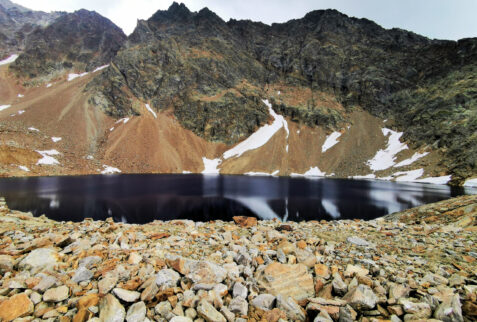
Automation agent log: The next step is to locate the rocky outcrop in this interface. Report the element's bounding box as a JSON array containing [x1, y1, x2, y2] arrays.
[[9, 9, 126, 79], [87, 3, 476, 179], [0, 0, 63, 58]]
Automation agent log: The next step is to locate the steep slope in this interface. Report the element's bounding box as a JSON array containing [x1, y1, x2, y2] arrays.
[[9, 9, 126, 80], [0, 0, 63, 59], [87, 3, 476, 182]]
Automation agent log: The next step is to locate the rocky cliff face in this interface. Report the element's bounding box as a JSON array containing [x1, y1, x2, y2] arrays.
[[9, 9, 126, 79], [88, 2, 476, 179], [0, 0, 63, 59]]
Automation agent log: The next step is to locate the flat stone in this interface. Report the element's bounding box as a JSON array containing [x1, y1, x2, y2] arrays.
[[229, 296, 248, 316], [256, 262, 315, 301], [19, 248, 59, 271], [155, 268, 180, 288], [434, 294, 463, 322], [43, 285, 69, 302], [98, 273, 118, 295], [126, 301, 146, 322], [251, 294, 276, 311], [197, 299, 226, 322], [113, 288, 141, 302], [276, 295, 306, 321], [78, 256, 102, 268], [99, 294, 126, 322], [344, 264, 369, 277], [233, 282, 248, 298], [346, 236, 370, 247], [0, 254, 14, 272], [33, 275, 58, 292], [72, 266, 93, 283], [343, 285, 378, 311], [0, 293, 34, 321], [170, 317, 193, 322]]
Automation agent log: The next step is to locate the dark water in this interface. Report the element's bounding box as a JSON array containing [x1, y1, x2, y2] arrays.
[[0, 174, 474, 223]]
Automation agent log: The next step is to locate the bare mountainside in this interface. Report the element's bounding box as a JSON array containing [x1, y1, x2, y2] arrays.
[[0, 2, 476, 186]]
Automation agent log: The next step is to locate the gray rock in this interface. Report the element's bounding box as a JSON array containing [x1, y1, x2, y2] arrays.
[[343, 285, 377, 311], [434, 294, 463, 322], [19, 248, 59, 271], [155, 269, 180, 289], [99, 273, 118, 294], [78, 256, 102, 268], [213, 283, 228, 297], [33, 275, 58, 292], [388, 284, 410, 300], [126, 301, 146, 322], [332, 272, 348, 296], [346, 236, 370, 247], [197, 299, 226, 322], [170, 317, 193, 322], [99, 294, 126, 322], [30, 291, 42, 305], [220, 306, 235, 322], [113, 288, 141, 302], [229, 296, 248, 316], [188, 261, 227, 284], [185, 308, 197, 319], [276, 295, 305, 321], [277, 249, 287, 263], [72, 266, 93, 283], [251, 294, 276, 311], [155, 301, 172, 317], [233, 282, 247, 299], [339, 304, 357, 322], [398, 298, 431, 319], [43, 285, 69, 302]]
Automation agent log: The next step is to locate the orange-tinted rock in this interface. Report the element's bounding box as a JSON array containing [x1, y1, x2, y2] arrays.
[[233, 216, 257, 228], [314, 264, 330, 279], [256, 263, 315, 301], [77, 293, 100, 310], [296, 240, 307, 249], [0, 293, 34, 322]]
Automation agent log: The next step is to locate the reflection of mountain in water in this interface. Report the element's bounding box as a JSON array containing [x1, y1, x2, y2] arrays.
[[0, 174, 470, 223]]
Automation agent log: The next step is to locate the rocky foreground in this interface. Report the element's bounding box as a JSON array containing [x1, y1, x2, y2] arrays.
[[0, 196, 476, 322]]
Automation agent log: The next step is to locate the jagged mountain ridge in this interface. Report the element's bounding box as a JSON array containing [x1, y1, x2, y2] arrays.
[[88, 3, 477, 181], [9, 9, 127, 80], [0, 0, 63, 59]]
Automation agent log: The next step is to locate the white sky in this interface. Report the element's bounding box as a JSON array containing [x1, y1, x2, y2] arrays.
[[12, 0, 477, 40]]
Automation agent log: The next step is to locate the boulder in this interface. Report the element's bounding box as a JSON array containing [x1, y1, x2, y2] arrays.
[[256, 262, 315, 301], [343, 285, 378, 311], [0, 293, 34, 321], [18, 248, 59, 271]]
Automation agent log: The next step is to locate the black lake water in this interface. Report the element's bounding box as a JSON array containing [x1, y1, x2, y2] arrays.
[[0, 174, 474, 223]]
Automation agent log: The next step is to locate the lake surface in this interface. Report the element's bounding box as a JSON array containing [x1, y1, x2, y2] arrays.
[[0, 174, 474, 223]]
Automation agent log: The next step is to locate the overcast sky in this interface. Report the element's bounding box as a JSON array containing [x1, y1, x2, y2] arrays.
[[12, 0, 477, 40]]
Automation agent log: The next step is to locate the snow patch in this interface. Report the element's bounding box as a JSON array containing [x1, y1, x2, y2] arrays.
[[367, 128, 408, 171], [0, 54, 18, 66], [223, 99, 286, 159], [415, 175, 452, 185], [116, 117, 130, 124], [244, 170, 279, 177], [46, 83, 52, 88], [67, 72, 89, 81], [322, 131, 342, 153], [36, 150, 60, 165], [86, 155, 94, 160], [17, 110, 25, 115], [297, 130, 300, 134], [101, 165, 121, 174], [51, 137, 62, 143], [92, 64, 109, 73], [0, 105, 11, 112], [18, 165, 30, 172], [17, 94, 24, 98], [394, 169, 425, 182], [463, 178, 477, 187], [145, 104, 157, 118], [202, 157, 221, 175], [291, 167, 327, 177], [110, 127, 115, 132], [28, 127, 40, 132], [394, 152, 429, 167], [182, 171, 192, 174], [351, 174, 376, 179]]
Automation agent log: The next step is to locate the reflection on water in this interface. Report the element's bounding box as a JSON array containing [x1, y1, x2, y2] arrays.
[[0, 174, 473, 224]]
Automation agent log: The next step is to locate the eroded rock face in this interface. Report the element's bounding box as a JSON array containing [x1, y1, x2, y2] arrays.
[[10, 9, 126, 79], [256, 262, 315, 301]]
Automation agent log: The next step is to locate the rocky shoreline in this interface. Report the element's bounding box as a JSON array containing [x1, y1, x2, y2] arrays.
[[0, 195, 476, 322]]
